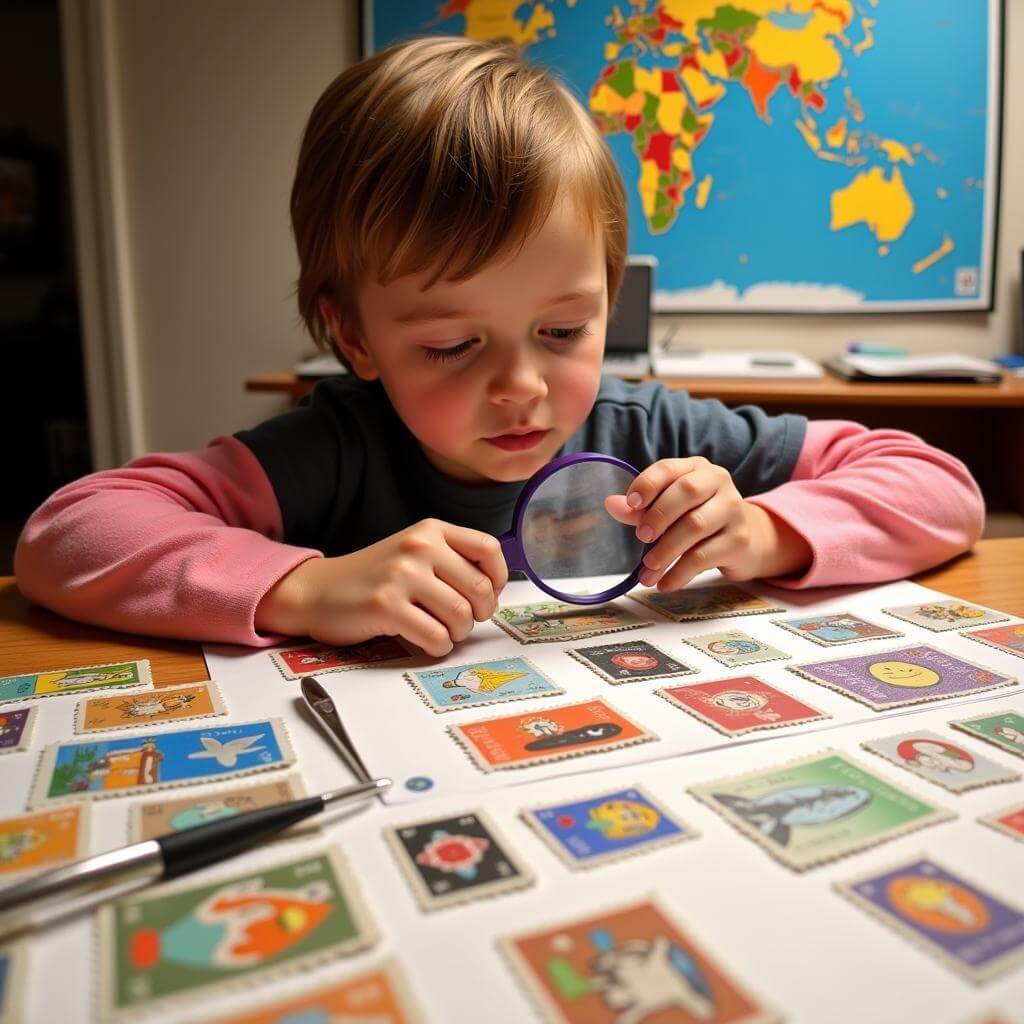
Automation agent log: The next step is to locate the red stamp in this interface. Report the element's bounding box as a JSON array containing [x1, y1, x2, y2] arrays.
[[270, 638, 411, 679], [656, 676, 829, 736]]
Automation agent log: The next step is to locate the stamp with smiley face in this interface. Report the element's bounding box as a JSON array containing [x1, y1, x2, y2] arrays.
[[787, 645, 1017, 711], [567, 640, 697, 684]]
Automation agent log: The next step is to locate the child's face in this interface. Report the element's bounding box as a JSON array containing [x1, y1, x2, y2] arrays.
[[338, 195, 607, 484]]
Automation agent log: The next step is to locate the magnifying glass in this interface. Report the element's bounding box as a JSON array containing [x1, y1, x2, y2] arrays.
[[499, 452, 649, 605]]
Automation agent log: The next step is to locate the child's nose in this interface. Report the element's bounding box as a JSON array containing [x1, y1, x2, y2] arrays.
[[488, 352, 548, 404]]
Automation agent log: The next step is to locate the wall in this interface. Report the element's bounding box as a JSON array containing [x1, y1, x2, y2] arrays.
[[104, 1, 1021, 457]]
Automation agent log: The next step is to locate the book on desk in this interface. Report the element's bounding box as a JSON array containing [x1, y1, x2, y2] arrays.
[[825, 352, 1004, 384]]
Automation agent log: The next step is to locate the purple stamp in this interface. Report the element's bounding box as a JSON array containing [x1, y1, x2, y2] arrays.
[[835, 855, 1024, 983], [0, 706, 37, 755], [787, 644, 1017, 711]]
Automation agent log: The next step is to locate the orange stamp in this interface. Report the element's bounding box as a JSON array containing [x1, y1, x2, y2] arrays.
[[0, 806, 89, 881], [75, 682, 228, 734], [448, 698, 656, 773]]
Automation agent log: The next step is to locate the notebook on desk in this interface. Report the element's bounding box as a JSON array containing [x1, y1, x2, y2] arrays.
[[825, 353, 1003, 384], [652, 348, 824, 379]]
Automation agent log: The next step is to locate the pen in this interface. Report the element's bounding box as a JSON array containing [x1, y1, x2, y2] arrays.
[[0, 776, 391, 938]]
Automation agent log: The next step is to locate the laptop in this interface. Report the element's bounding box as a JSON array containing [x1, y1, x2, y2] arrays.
[[602, 256, 655, 378]]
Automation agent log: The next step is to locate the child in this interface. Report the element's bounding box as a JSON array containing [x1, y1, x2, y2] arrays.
[[15, 36, 984, 658]]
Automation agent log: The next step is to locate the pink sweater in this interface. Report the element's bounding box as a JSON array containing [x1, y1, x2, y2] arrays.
[[14, 420, 985, 646]]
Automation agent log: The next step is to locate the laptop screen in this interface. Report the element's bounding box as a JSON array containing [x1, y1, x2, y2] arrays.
[[606, 259, 654, 355]]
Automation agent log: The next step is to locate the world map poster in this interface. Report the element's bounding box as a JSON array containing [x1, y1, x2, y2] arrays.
[[365, 1, 1004, 314]]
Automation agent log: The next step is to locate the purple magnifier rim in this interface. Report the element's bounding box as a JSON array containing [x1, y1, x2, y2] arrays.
[[498, 451, 648, 605]]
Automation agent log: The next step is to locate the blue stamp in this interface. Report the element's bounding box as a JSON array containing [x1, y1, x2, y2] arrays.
[[405, 776, 434, 792], [521, 786, 697, 869], [29, 719, 296, 808], [404, 657, 564, 713]]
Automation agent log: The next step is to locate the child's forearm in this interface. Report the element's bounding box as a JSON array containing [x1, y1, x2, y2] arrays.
[[747, 419, 985, 589], [743, 501, 814, 581], [15, 438, 320, 646]]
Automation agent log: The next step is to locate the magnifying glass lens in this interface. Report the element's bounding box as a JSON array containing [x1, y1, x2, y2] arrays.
[[520, 461, 645, 599]]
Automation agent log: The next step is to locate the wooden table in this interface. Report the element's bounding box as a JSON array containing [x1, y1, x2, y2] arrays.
[[3, 537, 1022, 676]]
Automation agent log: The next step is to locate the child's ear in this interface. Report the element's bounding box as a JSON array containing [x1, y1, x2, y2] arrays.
[[318, 295, 379, 380]]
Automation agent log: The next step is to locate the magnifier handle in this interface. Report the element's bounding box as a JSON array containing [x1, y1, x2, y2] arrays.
[[499, 531, 524, 573]]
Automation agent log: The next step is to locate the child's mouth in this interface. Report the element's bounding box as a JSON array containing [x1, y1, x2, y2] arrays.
[[485, 429, 550, 451]]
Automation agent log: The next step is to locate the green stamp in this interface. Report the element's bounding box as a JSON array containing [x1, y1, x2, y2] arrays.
[[688, 749, 954, 871], [951, 708, 1024, 760], [98, 847, 377, 1019]]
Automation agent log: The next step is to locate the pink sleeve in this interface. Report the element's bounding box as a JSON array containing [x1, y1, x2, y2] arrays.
[[14, 437, 322, 646], [746, 419, 986, 589]]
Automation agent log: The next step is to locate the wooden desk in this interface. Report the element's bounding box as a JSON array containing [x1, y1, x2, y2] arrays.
[[3, 537, 1023, 673], [245, 369, 1024, 515]]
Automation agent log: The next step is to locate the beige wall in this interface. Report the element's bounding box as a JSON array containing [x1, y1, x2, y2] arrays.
[[105, 1, 1021, 457]]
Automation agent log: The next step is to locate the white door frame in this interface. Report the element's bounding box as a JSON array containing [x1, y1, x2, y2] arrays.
[[59, 0, 145, 468]]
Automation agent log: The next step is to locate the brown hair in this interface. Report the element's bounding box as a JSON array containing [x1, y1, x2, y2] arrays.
[[290, 34, 628, 362]]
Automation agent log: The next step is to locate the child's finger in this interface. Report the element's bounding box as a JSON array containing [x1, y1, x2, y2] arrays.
[[444, 523, 509, 594], [433, 547, 500, 621], [625, 457, 702, 512], [603, 494, 643, 526], [393, 603, 456, 658], [634, 467, 718, 544], [657, 530, 736, 592], [640, 490, 733, 581]]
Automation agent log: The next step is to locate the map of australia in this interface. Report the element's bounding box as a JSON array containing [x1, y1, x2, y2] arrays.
[[369, 1, 1001, 311]]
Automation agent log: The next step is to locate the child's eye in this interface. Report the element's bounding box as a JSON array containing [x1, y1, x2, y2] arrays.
[[546, 324, 592, 342], [422, 339, 480, 363]]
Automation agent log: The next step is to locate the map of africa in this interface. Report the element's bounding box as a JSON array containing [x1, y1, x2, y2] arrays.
[[366, 1, 1002, 313]]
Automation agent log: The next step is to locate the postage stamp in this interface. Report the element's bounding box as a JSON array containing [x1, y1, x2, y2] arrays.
[[499, 897, 780, 1024], [628, 583, 786, 622], [29, 719, 295, 809], [881, 599, 1011, 632], [97, 846, 377, 1020], [771, 612, 903, 647], [197, 960, 425, 1024], [0, 806, 89, 882], [963, 622, 1024, 660], [688, 749, 954, 871], [128, 776, 315, 843], [492, 600, 653, 644], [75, 681, 227, 734], [787, 644, 1017, 711], [404, 657, 563, 713], [270, 637, 412, 679], [0, 940, 26, 1024], [384, 809, 534, 911], [683, 629, 790, 668], [0, 706, 37, 755], [950, 709, 1024, 759], [0, 658, 151, 705], [520, 785, 697, 869], [448, 698, 657, 773], [834, 854, 1024, 983], [978, 802, 1024, 845], [656, 676, 830, 737], [861, 729, 1021, 794], [567, 639, 697, 684]]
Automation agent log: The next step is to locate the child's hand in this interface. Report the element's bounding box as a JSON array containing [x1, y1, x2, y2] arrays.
[[255, 520, 508, 658], [604, 456, 812, 590]]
